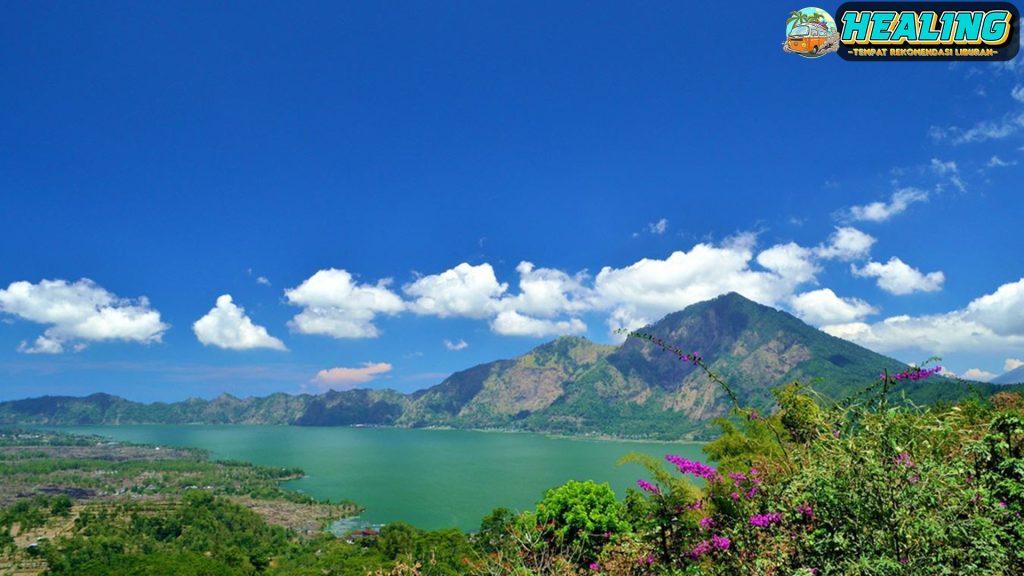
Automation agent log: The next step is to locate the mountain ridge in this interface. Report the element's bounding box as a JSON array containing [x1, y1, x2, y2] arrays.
[[992, 364, 1024, 385], [1, 293, 1011, 439]]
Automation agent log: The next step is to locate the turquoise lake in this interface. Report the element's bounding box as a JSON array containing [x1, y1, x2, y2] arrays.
[[56, 425, 705, 531]]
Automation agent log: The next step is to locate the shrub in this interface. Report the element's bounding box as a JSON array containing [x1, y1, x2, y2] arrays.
[[536, 480, 629, 564]]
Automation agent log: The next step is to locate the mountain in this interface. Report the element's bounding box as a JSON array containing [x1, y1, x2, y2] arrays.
[[992, 365, 1024, 385], [0, 293, 1001, 439]]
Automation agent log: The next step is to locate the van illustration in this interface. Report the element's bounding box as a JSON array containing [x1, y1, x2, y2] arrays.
[[784, 7, 839, 58], [787, 22, 830, 54]]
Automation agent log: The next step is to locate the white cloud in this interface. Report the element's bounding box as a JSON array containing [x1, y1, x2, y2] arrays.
[[930, 158, 957, 175], [0, 278, 168, 353], [444, 339, 468, 351], [964, 277, 1024, 336], [592, 236, 817, 333], [822, 277, 1024, 355], [1005, 358, 1024, 372], [285, 269, 405, 339], [852, 257, 944, 295], [311, 362, 392, 391], [647, 218, 668, 235], [490, 310, 586, 337], [986, 155, 1015, 168], [404, 263, 506, 319], [929, 159, 967, 192], [1012, 85, 1024, 103], [930, 111, 1024, 144], [790, 289, 877, 326], [962, 368, 997, 382], [815, 227, 876, 261], [756, 243, 819, 285], [193, 294, 286, 351], [847, 188, 929, 222], [256, 276, 271, 286], [502, 261, 591, 318], [17, 335, 67, 354]]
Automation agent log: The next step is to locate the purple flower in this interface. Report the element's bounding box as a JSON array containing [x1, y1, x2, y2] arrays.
[[998, 500, 1008, 509], [748, 409, 760, 421], [728, 471, 747, 487], [636, 479, 661, 495], [689, 540, 712, 559], [749, 512, 783, 527], [730, 492, 741, 501], [796, 503, 813, 518], [665, 455, 717, 480], [699, 516, 715, 530], [691, 534, 730, 558], [883, 366, 943, 382], [745, 487, 759, 499], [894, 452, 916, 468], [589, 562, 601, 571]]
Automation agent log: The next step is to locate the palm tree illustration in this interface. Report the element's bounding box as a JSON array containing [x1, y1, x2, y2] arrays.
[[787, 10, 827, 34], [786, 10, 810, 34]]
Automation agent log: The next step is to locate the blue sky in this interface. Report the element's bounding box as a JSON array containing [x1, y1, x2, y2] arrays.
[[2, 2, 1023, 402]]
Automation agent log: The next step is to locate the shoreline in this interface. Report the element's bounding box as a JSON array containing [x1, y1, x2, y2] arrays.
[[34, 421, 708, 444]]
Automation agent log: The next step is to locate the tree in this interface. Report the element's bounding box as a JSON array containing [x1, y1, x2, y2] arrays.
[[535, 480, 629, 563]]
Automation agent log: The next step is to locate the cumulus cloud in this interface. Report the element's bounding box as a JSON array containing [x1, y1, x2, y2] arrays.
[[846, 188, 929, 222], [311, 362, 392, 391], [404, 263, 507, 319], [852, 257, 945, 295], [444, 339, 468, 351], [193, 295, 286, 351], [961, 368, 997, 382], [1006, 358, 1024, 372], [285, 269, 404, 338], [0, 278, 168, 353], [756, 243, 819, 285], [822, 277, 1024, 355], [501, 262, 590, 318], [256, 276, 271, 286], [790, 289, 877, 326], [964, 278, 1024, 336], [1013, 85, 1024, 103], [591, 235, 817, 332], [815, 227, 876, 261], [491, 310, 587, 337]]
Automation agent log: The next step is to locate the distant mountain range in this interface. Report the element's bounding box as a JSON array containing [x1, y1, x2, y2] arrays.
[[992, 364, 1024, 385], [0, 293, 1013, 439]]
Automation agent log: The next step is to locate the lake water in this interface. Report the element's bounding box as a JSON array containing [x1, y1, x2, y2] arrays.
[[57, 425, 705, 531]]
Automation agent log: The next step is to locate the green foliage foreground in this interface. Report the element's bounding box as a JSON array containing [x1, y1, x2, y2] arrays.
[[464, 336, 1024, 576], [3, 343, 1024, 575]]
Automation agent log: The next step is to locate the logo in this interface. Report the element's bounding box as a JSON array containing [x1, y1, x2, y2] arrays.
[[786, 3, 1021, 61], [784, 7, 841, 57]]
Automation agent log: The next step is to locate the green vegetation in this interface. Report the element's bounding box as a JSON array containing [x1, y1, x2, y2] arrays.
[[5, 314, 1024, 574], [3, 380, 1024, 574], [4, 294, 1018, 440], [0, 431, 321, 508]]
